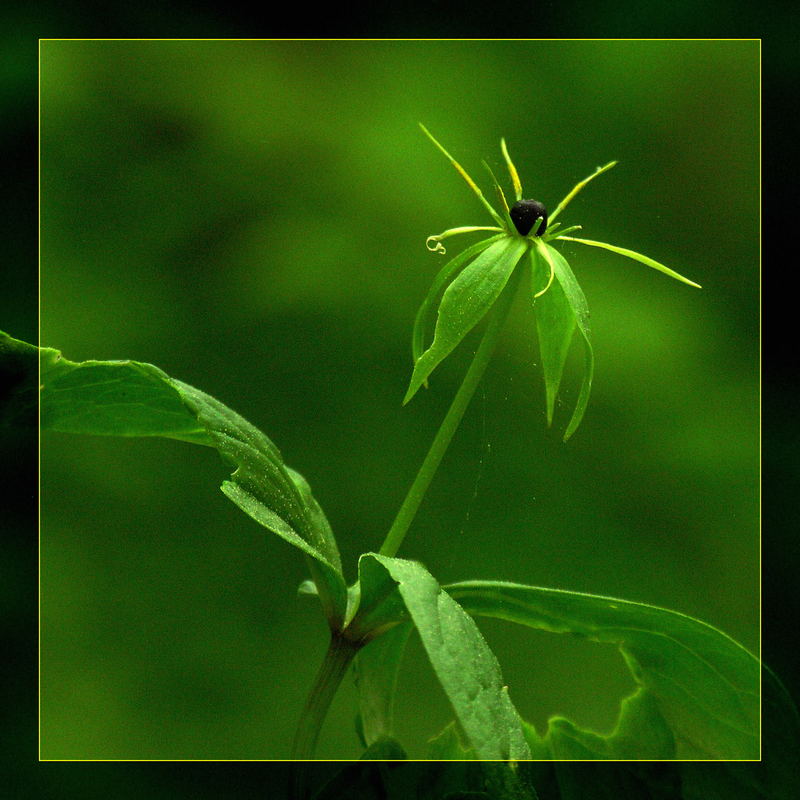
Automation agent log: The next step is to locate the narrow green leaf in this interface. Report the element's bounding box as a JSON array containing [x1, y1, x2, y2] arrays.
[[2, 331, 347, 627], [354, 622, 413, 747], [557, 236, 701, 288], [529, 249, 575, 426], [535, 243, 594, 440], [405, 237, 528, 404], [446, 580, 761, 759], [412, 235, 503, 366], [353, 554, 531, 761]]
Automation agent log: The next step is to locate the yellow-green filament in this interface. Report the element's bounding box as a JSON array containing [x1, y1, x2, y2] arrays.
[[549, 161, 618, 225], [482, 161, 510, 217], [501, 138, 523, 201], [419, 124, 506, 227], [425, 225, 504, 255]]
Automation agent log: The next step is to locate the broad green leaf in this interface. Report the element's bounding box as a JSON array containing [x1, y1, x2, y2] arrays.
[[412, 235, 503, 366], [405, 237, 528, 403], [534, 242, 594, 440], [523, 687, 674, 760], [323, 664, 800, 798], [529, 249, 575, 427], [354, 622, 413, 747], [556, 236, 701, 288], [1, 331, 347, 627], [445, 580, 760, 759], [351, 554, 531, 761]]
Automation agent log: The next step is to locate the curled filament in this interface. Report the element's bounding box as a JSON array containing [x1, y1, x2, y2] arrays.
[[426, 236, 447, 254], [425, 225, 504, 256]]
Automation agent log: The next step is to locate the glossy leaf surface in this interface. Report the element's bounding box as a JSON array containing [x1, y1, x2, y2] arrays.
[[352, 554, 531, 760], [2, 331, 347, 626], [446, 579, 760, 759]]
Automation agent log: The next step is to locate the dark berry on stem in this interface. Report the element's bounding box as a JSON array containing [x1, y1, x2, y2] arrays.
[[510, 199, 548, 236]]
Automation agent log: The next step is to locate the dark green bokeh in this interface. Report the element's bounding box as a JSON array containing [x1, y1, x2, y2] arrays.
[[39, 40, 759, 760]]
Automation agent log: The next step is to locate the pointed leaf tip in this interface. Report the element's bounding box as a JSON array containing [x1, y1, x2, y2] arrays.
[[532, 243, 591, 439], [558, 236, 701, 288], [13, 332, 349, 627], [418, 125, 505, 228], [406, 237, 527, 398]]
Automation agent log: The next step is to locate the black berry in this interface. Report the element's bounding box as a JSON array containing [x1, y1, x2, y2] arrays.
[[510, 199, 548, 236]]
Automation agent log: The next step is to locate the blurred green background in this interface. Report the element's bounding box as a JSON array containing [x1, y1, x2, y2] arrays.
[[39, 40, 759, 760]]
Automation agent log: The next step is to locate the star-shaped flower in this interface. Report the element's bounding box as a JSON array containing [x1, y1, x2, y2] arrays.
[[407, 125, 700, 439]]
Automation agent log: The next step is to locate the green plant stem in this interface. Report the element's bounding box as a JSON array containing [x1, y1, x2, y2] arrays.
[[379, 265, 523, 558], [290, 632, 360, 796]]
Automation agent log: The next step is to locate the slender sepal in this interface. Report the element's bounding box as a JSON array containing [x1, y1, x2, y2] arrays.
[[558, 236, 701, 288], [500, 137, 523, 201], [548, 161, 617, 225], [482, 160, 511, 219], [419, 123, 505, 227]]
